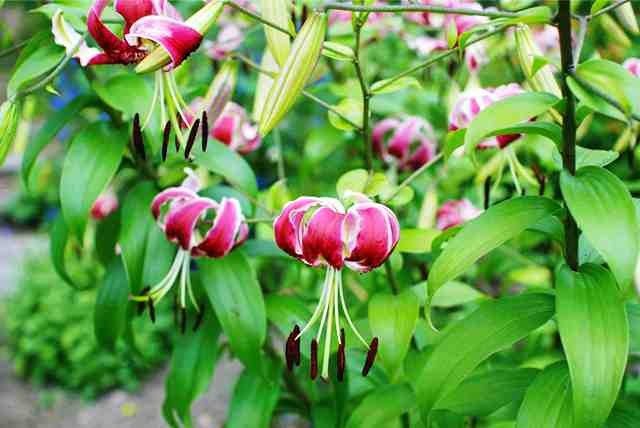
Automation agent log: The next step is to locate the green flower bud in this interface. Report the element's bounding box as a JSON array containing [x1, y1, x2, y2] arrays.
[[515, 24, 561, 98], [259, 12, 327, 136], [204, 60, 238, 124], [260, 0, 294, 66], [615, 2, 639, 35]]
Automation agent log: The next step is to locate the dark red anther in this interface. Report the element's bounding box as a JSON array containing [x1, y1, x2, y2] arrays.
[[337, 328, 346, 381], [180, 308, 187, 334], [184, 119, 200, 160], [483, 176, 491, 210], [285, 325, 300, 371], [147, 299, 156, 323], [132, 113, 146, 160], [294, 331, 301, 367], [201, 111, 209, 151], [362, 337, 378, 377], [162, 121, 171, 162], [310, 339, 318, 380], [193, 306, 206, 331]]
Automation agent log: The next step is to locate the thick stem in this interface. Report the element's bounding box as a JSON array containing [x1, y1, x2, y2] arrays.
[[353, 22, 373, 171], [557, 0, 579, 271], [323, 2, 517, 18]]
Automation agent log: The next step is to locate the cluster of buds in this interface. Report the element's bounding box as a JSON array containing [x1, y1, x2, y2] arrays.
[[132, 170, 248, 332], [274, 195, 400, 381], [449, 83, 525, 149], [436, 199, 482, 230], [514, 24, 561, 97], [372, 116, 438, 171]]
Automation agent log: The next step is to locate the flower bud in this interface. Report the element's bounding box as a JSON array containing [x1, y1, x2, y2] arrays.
[[91, 191, 119, 220], [615, 2, 639, 35], [252, 50, 278, 122], [259, 12, 327, 136], [204, 60, 238, 124], [135, 0, 224, 74], [260, 0, 293, 66], [515, 24, 561, 98]]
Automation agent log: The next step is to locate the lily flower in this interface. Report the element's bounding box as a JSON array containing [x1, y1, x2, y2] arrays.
[[210, 103, 261, 154], [404, 0, 487, 36], [274, 195, 400, 381], [372, 116, 437, 171], [436, 199, 482, 230], [131, 169, 248, 331]]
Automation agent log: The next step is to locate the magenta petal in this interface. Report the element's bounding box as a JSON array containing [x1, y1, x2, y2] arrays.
[[165, 197, 216, 250], [345, 203, 399, 272], [150, 187, 198, 219], [371, 118, 400, 157], [194, 198, 245, 258], [126, 16, 203, 69], [387, 117, 421, 160], [212, 115, 235, 146], [88, 0, 130, 54], [115, 0, 154, 32], [274, 197, 321, 259], [86, 52, 119, 65], [301, 206, 346, 269], [152, 0, 183, 20]]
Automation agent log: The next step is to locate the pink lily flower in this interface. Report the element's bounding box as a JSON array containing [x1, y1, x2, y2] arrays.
[[404, 0, 487, 36], [205, 24, 245, 60], [623, 58, 640, 77], [449, 83, 525, 149], [274, 195, 400, 381], [132, 169, 247, 330], [210, 102, 261, 154], [436, 199, 482, 230], [372, 116, 438, 171], [405, 36, 448, 57], [90, 190, 119, 220]]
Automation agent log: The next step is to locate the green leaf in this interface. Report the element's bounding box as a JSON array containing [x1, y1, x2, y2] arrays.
[[163, 314, 220, 428], [516, 362, 574, 428], [243, 239, 288, 258], [95, 208, 120, 265], [94, 259, 129, 350], [427, 196, 560, 298], [444, 129, 466, 160], [556, 264, 629, 428], [226, 361, 282, 428], [119, 182, 176, 294], [336, 168, 368, 199], [370, 76, 421, 95], [93, 74, 153, 119], [8, 31, 64, 96], [22, 95, 94, 190], [590, 0, 610, 14], [0, 100, 20, 167], [397, 228, 440, 254], [560, 166, 639, 291], [328, 98, 363, 131], [567, 76, 626, 121], [464, 92, 559, 155], [60, 123, 125, 238], [265, 294, 312, 336], [49, 214, 76, 288], [437, 368, 538, 416], [627, 303, 640, 355], [199, 250, 267, 369], [429, 281, 485, 308], [368, 291, 419, 380], [192, 140, 258, 197], [415, 292, 555, 422], [507, 6, 553, 24], [345, 384, 415, 428], [606, 401, 640, 428], [552, 146, 620, 170], [484, 121, 562, 147]]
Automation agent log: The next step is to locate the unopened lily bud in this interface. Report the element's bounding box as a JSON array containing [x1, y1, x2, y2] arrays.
[[260, 0, 293, 66], [599, 14, 631, 49], [204, 60, 238, 124], [515, 24, 561, 98], [615, 2, 639, 35], [136, 0, 224, 74], [259, 12, 327, 136], [252, 50, 279, 122]]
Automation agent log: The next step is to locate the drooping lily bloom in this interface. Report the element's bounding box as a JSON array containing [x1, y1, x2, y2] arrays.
[[205, 24, 244, 60], [372, 116, 437, 171], [210, 102, 261, 154], [464, 42, 488, 73], [274, 195, 400, 381], [623, 58, 640, 77], [436, 199, 482, 230], [449, 83, 525, 149], [90, 190, 119, 220], [132, 169, 248, 330]]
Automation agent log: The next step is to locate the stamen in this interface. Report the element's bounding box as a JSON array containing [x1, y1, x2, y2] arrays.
[[310, 339, 318, 380], [321, 274, 336, 380], [132, 113, 146, 160], [362, 337, 379, 377], [337, 328, 345, 381], [337, 273, 369, 347], [162, 121, 171, 162], [201, 111, 209, 151], [184, 118, 200, 159], [483, 176, 491, 209], [193, 306, 206, 331], [296, 268, 332, 339], [285, 325, 300, 371], [147, 299, 156, 323]]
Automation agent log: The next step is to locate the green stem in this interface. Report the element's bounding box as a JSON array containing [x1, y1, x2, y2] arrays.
[[225, 0, 294, 37], [353, 21, 373, 171], [273, 128, 286, 180], [322, 2, 517, 18], [384, 261, 399, 295], [558, 0, 579, 271], [245, 217, 276, 224], [569, 72, 640, 123], [582, 0, 631, 20], [0, 39, 28, 58]]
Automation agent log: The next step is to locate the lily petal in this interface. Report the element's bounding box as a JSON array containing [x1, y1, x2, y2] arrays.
[[114, 0, 154, 32], [165, 197, 217, 250], [371, 118, 400, 157], [194, 197, 245, 257], [274, 196, 321, 259], [151, 187, 198, 219], [51, 9, 104, 66], [301, 206, 346, 269], [88, 0, 130, 54], [126, 15, 203, 69]]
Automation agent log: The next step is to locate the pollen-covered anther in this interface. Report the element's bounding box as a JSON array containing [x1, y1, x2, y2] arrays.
[[132, 113, 146, 160], [310, 339, 318, 380], [362, 337, 379, 377], [147, 299, 156, 323], [285, 325, 301, 371], [337, 328, 346, 381], [201, 110, 209, 151], [193, 306, 206, 332], [184, 118, 200, 160], [162, 120, 171, 162], [137, 286, 151, 315]]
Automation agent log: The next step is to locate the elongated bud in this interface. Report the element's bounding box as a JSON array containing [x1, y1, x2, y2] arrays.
[[252, 50, 278, 122], [0, 100, 19, 167], [514, 25, 561, 98], [260, 0, 293, 66], [135, 0, 224, 73], [259, 12, 327, 136], [599, 14, 631, 49], [205, 60, 238, 124], [615, 2, 639, 35]]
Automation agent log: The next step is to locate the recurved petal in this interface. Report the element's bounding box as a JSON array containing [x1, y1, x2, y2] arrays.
[[274, 196, 321, 259], [52, 9, 104, 66], [126, 15, 203, 69], [194, 197, 246, 257], [301, 206, 346, 269], [150, 187, 198, 219], [344, 202, 399, 273], [88, 0, 130, 54], [165, 197, 217, 250], [114, 0, 154, 32], [387, 117, 421, 160], [371, 118, 400, 156]]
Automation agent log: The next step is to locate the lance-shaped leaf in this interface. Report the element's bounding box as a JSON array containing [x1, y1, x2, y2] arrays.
[[561, 166, 639, 292], [415, 292, 555, 423], [192, 140, 258, 197], [516, 362, 574, 428], [259, 12, 327, 136], [94, 258, 129, 350], [0, 100, 20, 167], [556, 264, 629, 428], [427, 196, 560, 298], [60, 123, 126, 239], [346, 384, 416, 428], [94, 74, 153, 119], [50, 214, 76, 287], [260, 0, 292, 66], [199, 250, 266, 369]]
